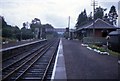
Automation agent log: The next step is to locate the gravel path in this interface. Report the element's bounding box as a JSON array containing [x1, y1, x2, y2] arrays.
[[62, 38, 119, 80]]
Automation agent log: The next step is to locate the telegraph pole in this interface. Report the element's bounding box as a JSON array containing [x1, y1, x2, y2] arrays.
[[68, 16, 70, 29], [91, 0, 98, 43], [92, 0, 97, 44]]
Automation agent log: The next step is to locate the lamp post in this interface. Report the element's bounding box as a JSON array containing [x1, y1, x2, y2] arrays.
[[68, 16, 70, 39]]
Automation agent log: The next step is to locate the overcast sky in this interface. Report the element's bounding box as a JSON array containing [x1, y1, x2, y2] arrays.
[[0, 0, 119, 29]]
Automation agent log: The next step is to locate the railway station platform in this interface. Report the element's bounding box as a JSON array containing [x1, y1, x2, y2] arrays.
[[52, 38, 119, 80], [2, 39, 45, 49], [1, 39, 47, 52]]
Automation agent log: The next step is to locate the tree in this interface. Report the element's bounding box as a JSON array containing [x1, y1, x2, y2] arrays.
[[2, 25, 13, 38], [1, 17, 21, 40], [1, 16, 7, 28], [30, 18, 42, 39], [42, 24, 57, 39], [23, 22, 26, 28], [94, 6, 107, 20], [30, 18, 41, 32], [88, 12, 93, 21], [42, 24, 54, 34], [21, 26, 34, 40], [75, 9, 88, 29], [12, 26, 21, 41], [108, 5, 118, 25], [103, 13, 110, 23]]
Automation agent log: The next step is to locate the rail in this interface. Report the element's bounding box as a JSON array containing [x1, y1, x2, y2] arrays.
[[2, 38, 59, 81]]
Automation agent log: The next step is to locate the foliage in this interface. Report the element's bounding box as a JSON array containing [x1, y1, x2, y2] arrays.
[[1, 17, 12, 38], [1, 16, 21, 40], [30, 18, 42, 39], [76, 9, 88, 28], [88, 12, 93, 21], [89, 44, 120, 57], [75, 7, 106, 29], [103, 13, 109, 23], [12, 26, 21, 41], [75, 5, 118, 30], [21, 27, 34, 40], [108, 5, 118, 25], [94, 6, 107, 20], [30, 18, 41, 32], [43, 24, 53, 33], [108, 49, 120, 57], [1, 16, 34, 41], [2, 25, 13, 38], [89, 44, 106, 52], [1, 16, 57, 41], [30, 19, 58, 39], [42, 24, 58, 38]]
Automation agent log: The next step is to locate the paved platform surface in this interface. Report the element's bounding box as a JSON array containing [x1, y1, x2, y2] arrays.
[[62, 38, 119, 79]]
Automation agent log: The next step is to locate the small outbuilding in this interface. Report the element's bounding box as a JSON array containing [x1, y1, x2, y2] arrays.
[[108, 29, 120, 53]]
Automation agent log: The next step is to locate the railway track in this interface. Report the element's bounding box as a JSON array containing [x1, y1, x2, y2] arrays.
[[2, 40, 48, 70], [2, 39, 59, 81], [2, 39, 47, 61]]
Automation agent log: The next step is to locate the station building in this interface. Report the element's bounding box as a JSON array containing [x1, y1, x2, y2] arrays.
[[75, 18, 119, 44]]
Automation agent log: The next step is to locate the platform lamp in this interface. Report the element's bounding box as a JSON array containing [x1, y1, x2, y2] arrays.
[[68, 16, 70, 39]]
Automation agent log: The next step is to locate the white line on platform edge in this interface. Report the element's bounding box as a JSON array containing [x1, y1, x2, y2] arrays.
[[0, 39, 46, 52], [51, 38, 63, 80]]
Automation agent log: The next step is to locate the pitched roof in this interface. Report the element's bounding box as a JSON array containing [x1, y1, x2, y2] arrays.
[[109, 29, 120, 35], [77, 18, 118, 31]]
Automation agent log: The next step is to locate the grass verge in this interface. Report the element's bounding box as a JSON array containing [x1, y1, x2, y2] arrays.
[[89, 44, 120, 57]]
